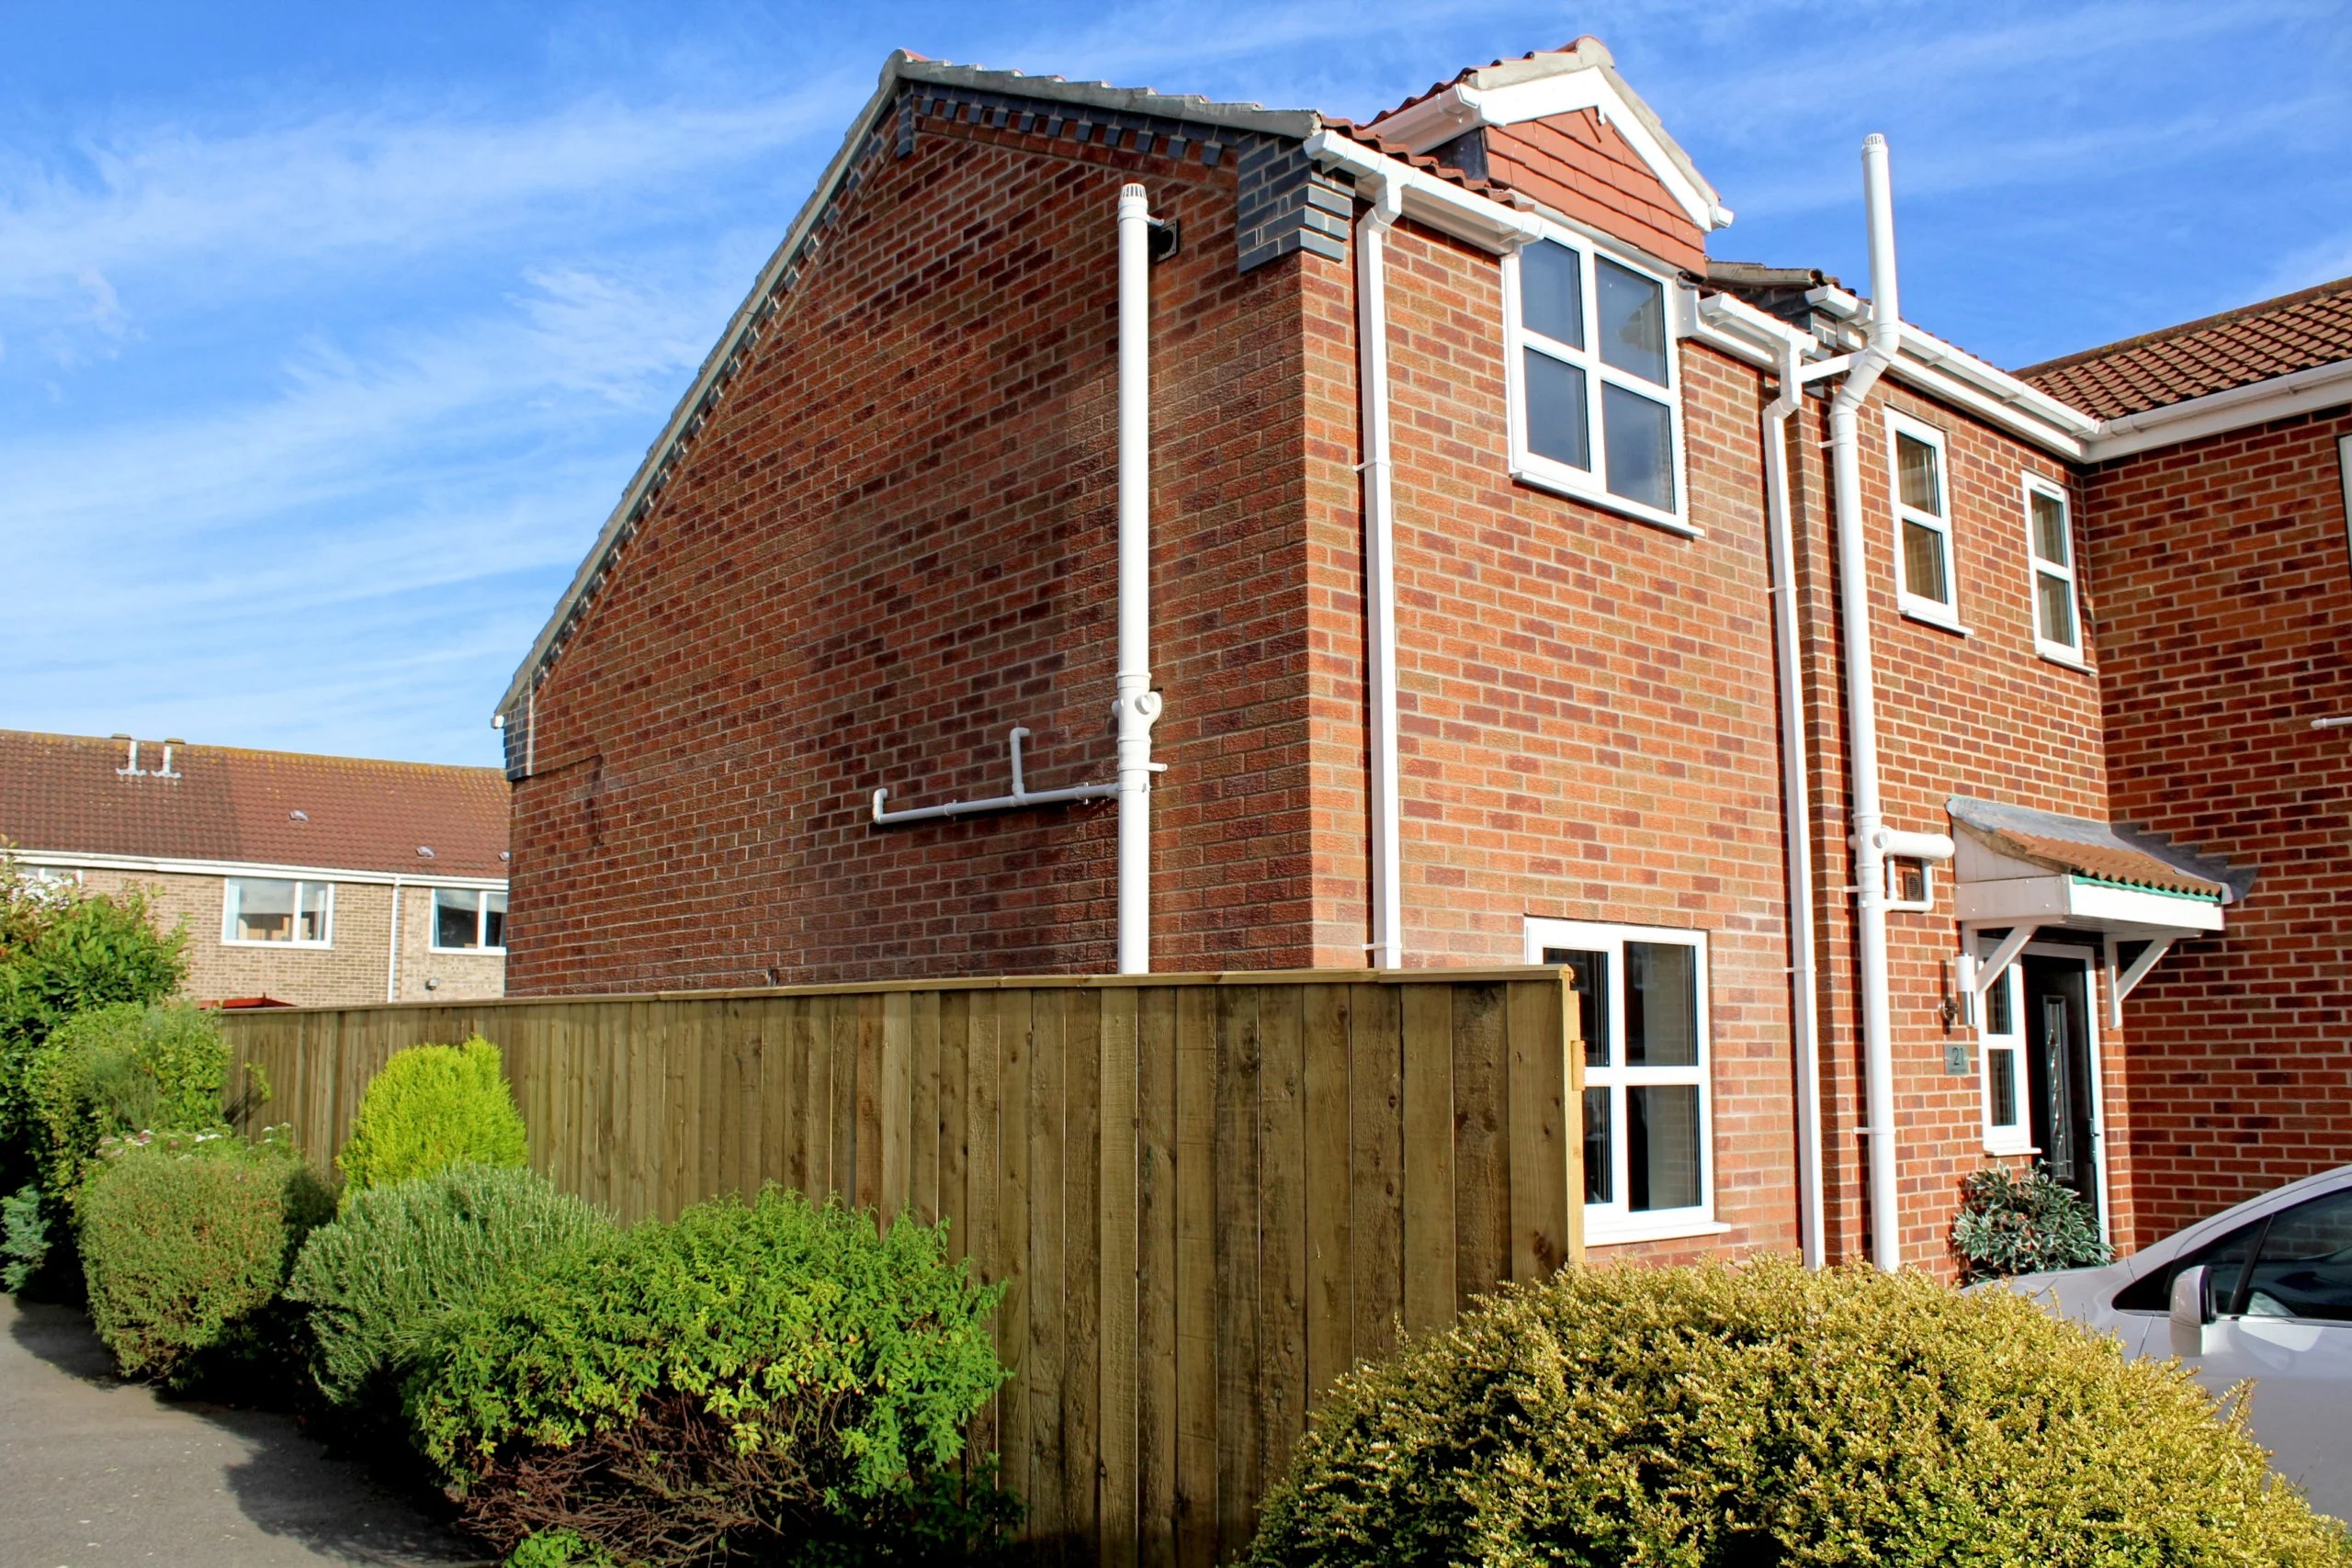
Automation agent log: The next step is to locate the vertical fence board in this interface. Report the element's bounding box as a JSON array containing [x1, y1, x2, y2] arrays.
[[1098, 987, 1140, 1568], [1211, 986, 1262, 1562], [1255, 987, 1306, 1506], [1300, 985, 1351, 1402], [1506, 980, 1569, 1281], [881, 991, 912, 1223], [1400, 986, 1455, 1336], [1062, 989, 1103, 1562], [1171, 986, 1217, 1568], [964, 988, 1003, 1479], [1135, 987, 1181, 1568], [1026, 989, 1069, 1554], [998, 988, 1035, 1518], [1346, 983, 1404, 1366], [1451, 984, 1511, 1312], [910, 989, 941, 1224]]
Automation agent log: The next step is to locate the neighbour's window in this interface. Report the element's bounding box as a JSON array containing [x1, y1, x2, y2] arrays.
[[1527, 919, 1713, 1243], [1505, 232, 1685, 531], [223, 878, 333, 946], [2025, 479, 2083, 661], [1887, 412, 1958, 625], [431, 887, 508, 953], [1978, 953, 2029, 1155]]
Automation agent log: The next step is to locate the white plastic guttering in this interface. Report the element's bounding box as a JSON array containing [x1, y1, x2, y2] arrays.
[[1831, 134, 1905, 1273], [1303, 132, 1544, 254], [1114, 183, 1166, 975], [2084, 356, 2352, 460]]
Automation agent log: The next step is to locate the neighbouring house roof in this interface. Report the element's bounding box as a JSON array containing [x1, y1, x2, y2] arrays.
[[1945, 795, 2251, 903], [2017, 275, 2352, 420], [0, 730, 509, 881]]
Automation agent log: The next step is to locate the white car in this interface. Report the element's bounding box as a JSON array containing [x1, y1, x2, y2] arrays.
[[2004, 1164, 2352, 1520]]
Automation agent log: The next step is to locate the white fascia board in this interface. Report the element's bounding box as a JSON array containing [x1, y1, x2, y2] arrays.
[[1694, 292, 1815, 368], [14, 849, 508, 892], [1303, 133, 1542, 254], [1804, 286, 2099, 456], [2083, 357, 2352, 462], [1954, 870, 2222, 934]]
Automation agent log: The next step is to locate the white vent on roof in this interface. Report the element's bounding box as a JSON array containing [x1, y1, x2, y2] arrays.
[[416, 845, 436, 858], [288, 810, 309, 822]]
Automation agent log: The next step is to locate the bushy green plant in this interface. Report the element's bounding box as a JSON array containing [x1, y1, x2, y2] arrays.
[[288, 1164, 609, 1424], [24, 1001, 230, 1202], [1952, 1161, 2114, 1280], [1, 1181, 49, 1292], [504, 1531, 616, 1568], [0, 864, 187, 1150], [76, 1126, 332, 1388], [413, 1187, 1016, 1567], [1248, 1258, 2350, 1568], [336, 1038, 526, 1198]]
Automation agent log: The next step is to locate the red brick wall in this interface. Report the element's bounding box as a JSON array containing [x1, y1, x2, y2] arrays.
[[507, 112, 1345, 991], [2083, 407, 2352, 1247], [1786, 384, 2117, 1273]]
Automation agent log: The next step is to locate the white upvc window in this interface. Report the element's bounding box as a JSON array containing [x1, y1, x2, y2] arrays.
[[430, 887, 508, 953], [1503, 229, 1689, 534], [222, 877, 334, 947], [1886, 410, 1960, 627], [1978, 956, 2031, 1156], [1525, 919, 1721, 1245], [2023, 476, 2084, 664]]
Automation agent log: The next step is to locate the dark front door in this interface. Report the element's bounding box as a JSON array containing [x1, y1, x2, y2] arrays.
[[2021, 954, 2098, 1215]]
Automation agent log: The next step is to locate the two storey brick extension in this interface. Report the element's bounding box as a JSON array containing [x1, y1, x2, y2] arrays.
[[493, 41, 2347, 1271]]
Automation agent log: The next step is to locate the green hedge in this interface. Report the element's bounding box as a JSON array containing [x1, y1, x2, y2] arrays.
[[288, 1164, 609, 1425], [337, 1039, 527, 1198], [76, 1128, 332, 1388], [1248, 1258, 2350, 1568], [24, 1001, 229, 1202], [413, 1187, 1015, 1566]]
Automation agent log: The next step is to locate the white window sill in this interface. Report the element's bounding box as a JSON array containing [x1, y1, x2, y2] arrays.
[[1983, 1138, 2039, 1158], [2035, 643, 2091, 672], [429, 947, 508, 956], [1510, 465, 1702, 539], [1885, 899, 1934, 914], [1585, 1215, 1731, 1248], [1898, 601, 1971, 636], [220, 939, 334, 950]]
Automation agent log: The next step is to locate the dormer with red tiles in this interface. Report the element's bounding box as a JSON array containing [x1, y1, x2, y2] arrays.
[[1363, 38, 1730, 275]]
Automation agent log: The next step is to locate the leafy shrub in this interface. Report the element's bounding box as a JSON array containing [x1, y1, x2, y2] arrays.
[[0, 866, 187, 1153], [288, 1164, 609, 1425], [1952, 1161, 2114, 1280], [337, 1038, 527, 1198], [1, 1181, 50, 1292], [413, 1187, 1016, 1566], [24, 1001, 230, 1202], [504, 1531, 616, 1568], [76, 1126, 333, 1388], [1248, 1258, 2350, 1568]]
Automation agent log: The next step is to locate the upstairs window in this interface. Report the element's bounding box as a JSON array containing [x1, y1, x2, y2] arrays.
[[1887, 412, 1959, 627], [2025, 478, 2084, 663], [1505, 232, 1685, 532], [432, 887, 508, 953], [224, 877, 333, 946]]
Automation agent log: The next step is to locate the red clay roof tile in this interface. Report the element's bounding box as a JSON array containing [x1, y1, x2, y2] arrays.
[[0, 730, 508, 880], [2018, 275, 2352, 420]]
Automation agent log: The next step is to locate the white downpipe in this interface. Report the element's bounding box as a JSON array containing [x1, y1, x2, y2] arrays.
[[1832, 133, 1905, 1270], [386, 876, 403, 1003], [1763, 335, 1826, 1268], [1356, 175, 1405, 970], [1114, 184, 1164, 976]]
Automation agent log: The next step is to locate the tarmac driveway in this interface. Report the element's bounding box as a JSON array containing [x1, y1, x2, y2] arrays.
[[0, 1296, 487, 1567]]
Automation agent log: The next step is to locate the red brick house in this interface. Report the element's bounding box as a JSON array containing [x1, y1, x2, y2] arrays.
[[492, 41, 2346, 1272]]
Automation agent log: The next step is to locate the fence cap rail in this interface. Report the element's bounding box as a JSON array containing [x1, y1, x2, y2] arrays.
[[217, 965, 1578, 1016]]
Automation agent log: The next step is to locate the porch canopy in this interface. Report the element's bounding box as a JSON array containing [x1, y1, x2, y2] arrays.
[[1945, 795, 2254, 1024]]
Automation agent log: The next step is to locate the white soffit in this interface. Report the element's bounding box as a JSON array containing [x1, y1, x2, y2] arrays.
[[1369, 43, 1730, 233]]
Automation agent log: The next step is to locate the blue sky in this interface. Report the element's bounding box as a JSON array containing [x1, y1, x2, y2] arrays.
[[4, 1, 2346, 767]]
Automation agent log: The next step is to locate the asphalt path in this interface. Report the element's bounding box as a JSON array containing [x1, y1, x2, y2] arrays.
[[0, 1295, 488, 1567]]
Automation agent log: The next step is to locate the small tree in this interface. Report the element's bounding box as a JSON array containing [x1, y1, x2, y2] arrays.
[[336, 1039, 528, 1197]]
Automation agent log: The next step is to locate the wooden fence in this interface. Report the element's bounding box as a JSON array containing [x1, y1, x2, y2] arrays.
[[220, 970, 1582, 1565]]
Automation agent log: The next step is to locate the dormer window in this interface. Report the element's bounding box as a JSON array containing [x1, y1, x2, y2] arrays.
[[1504, 230, 1686, 532]]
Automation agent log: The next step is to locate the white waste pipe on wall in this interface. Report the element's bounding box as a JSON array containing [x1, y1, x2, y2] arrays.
[[1762, 333, 1826, 1268], [386, 876, 403, 1003], [1355, 175, 1406, 970], [1114, 183, 1164, 976], [1831, 133, 1905, 1270]]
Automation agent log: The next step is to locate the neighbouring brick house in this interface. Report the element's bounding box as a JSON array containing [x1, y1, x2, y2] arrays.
[[492, 40, 2346, 1272], [1, 730, 511, 1008]]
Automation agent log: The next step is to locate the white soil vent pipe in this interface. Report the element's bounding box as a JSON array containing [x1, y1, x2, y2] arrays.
[[1833, 134, 1905, 1270], [1114, 183, 1167, 975]]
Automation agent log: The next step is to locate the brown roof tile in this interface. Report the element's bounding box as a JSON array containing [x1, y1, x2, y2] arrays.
[[0, 730, 508, 880], [2017, 275, 2352, 420]]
